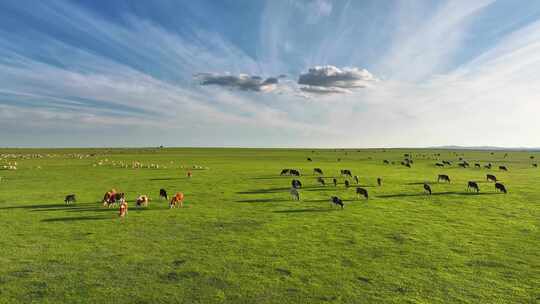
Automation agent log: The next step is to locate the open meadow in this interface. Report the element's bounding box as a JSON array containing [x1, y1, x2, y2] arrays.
[[0, 148, 538, 303]]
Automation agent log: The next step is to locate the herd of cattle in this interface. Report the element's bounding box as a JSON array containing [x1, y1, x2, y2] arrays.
[[63, 188, 185, 217], [281, 159, 513, 209]]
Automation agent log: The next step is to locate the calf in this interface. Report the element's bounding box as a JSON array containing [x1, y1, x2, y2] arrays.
[[330, 196, 344, 209], [356, 187, 368, 199], [423, 183, 432, 195], [494, 182, 507, 194], [290, 188, 300, 201], [486, 174, 497, 182], [467, 181, 480, 192], [159, 188, 168, 200], [64, 194, 76, 205], [118, 200, 128, 217], [437, 174, 451, 183], [169, 192, 184, 208], [136, 195, 149, 207]]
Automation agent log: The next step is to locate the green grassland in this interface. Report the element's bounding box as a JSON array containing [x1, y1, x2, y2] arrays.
[[0, 148, 538, 303]]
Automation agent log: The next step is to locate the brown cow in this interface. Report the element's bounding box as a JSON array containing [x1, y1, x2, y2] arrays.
[[136, 195, 149, 207], [170, 192, 184, 208]]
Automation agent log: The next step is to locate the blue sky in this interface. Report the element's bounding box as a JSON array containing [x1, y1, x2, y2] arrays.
[[1, 0, 540, 147]]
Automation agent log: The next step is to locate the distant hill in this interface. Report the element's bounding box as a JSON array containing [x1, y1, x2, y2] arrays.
[[430, 145, 540, 152]]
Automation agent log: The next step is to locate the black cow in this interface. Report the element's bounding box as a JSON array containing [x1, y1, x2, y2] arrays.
[[290, 169, 301, 176], [474, 163, 481, 168], [333, 178, 338, 187], [383, 160, 390, 164], [291, 179, 302, 189], [344, 180, 350, 188], [437, 174, 451, 183], [307, 158, 312, 162], [436, 163, 444, 167], [340, 169, 352, 178], [64, 194, 76, 204], [495, 182, 507, 194], [442, 160, 452, 165], [499, 166, 508, 171], [280, 169, 290, 176], [377, 177, 382, 186], [159, 188, 168, 200], [533, 163, 538, 168], [484, 163, 492, 169], [313, 168, 323, 175], [330, 196, 344, 209], [317, 177, 325, 186], [467, 181, 480, 192], [486, 174, 497, 182], [423, 183, 432, 195], [356, 187, 368, 199]]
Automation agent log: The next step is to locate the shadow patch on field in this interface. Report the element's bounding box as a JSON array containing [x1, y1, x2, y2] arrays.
[[273, 208, 339, 213], [275, 268, 292, 276], [236, 187, 290, 194], [235, 198, 289, 203], [162, 271, 200, 283], [42, 215, 110, 222], [378, 192, 501, 198], [149, 177, 186, 181], [0, 202, 95, 210], [404, 182, 433, 185]]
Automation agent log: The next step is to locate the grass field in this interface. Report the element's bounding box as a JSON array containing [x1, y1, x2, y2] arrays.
[[0, 148, 538, 303]]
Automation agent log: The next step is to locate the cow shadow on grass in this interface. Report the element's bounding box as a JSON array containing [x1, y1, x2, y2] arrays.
[[273, 208, 340, 213], [378, 192, 502, 198], [235, 198, 290, 203], [0, 202, 95, 210], [42, 215, 111, 222]]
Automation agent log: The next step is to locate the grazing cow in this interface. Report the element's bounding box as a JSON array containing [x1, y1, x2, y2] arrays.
[[313, 168, 323, 175], [467, 181, 480, 192], [340, 169, 352, 178], [169, 192, 184, 208], [377, 177, 382, 186], [499, 166, 508, 171], [437, 174, 451, 183], [291, 179, 302, 189], [290, 188, 300, 201], [442, 160, 452, 166], [383, 160, 390, 164], [484, 163, 492, 169], [474, 163, 481, 168], [333, 178, 338, 187], [423, 183, 432, 195], [64, 194, 76, 205], [533, 163, 538, 168], [307, 157, 312, 161], [330, 196, 344, 209], [354, 175, 359, 184], [290, 169, 301, 176], [344, 180, 350, 188], [495, 182, 507, 194], [118, 200, 128, 217], [187, 171, 192, 178], [356, 187, 368, 199], [436, 163, 444, 167], [159, 188, 168, 200], [486, 174, 497, 182], [404, 162, 411, 168], [136, 195, 149, 207], [102, 190, 115, 207], [317, 177, 325, 186], [280, 169, 290, 176]]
